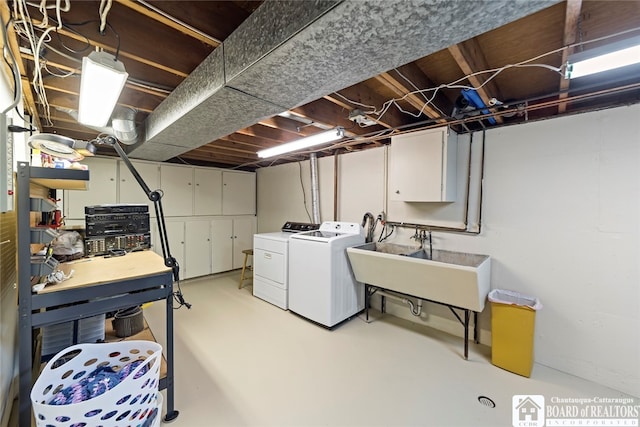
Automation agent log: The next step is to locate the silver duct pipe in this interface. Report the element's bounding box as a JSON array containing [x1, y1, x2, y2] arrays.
[[56, 106, 138, 145], [310, 153, 320, 224], [111, 106, 138, 145]]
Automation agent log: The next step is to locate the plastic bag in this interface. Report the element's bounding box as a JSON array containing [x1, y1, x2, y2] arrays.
[[52, 231, 84, 262], [488, 289, 543, 310]]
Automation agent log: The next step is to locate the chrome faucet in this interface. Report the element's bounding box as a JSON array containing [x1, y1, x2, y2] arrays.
[[411, 229, 433, 259]]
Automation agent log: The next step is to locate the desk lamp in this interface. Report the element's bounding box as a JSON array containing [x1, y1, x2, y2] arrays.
[[30, 134, 190, 307], [94, 135, 190, 308]]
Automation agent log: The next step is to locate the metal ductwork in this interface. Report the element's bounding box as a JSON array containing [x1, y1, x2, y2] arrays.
[[57, 105, 138, 144], [128, 0, 558, 161]]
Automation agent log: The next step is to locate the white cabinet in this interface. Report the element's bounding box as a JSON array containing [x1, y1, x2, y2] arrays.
[[118, 160, 160, 213], [211, 218, 233, 273], [222, 171, 255, 215], [185, 219, 212, 278], [194, 168, 222, 216], [153, 220, 185, 281], [389, 127, 457, 202], [211, 217, 255, 273], [160, 165, 193, 217], [64, 157, 117, 219]]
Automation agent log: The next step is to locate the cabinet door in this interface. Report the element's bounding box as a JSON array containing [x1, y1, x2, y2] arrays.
[[194, 168, 222, 216], [160, 165, 193, 217], [211, 218, 233, 273], [185, 220, 211, 278], [232, 217, 255, 269], [389, 127, 454, 202], [119, 161, 160, 214], [222, 171, 255, 215], [154, 220, 185, 280], [64, 157, 117, 219]]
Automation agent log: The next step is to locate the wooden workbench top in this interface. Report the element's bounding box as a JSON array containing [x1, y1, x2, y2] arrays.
[[38, 250, 171, 294]]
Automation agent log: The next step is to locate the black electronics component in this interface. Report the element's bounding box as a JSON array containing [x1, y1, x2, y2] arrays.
[[85, 233, 151, 256], [84, 204, 148, 215], [85, 214, 150, 236]]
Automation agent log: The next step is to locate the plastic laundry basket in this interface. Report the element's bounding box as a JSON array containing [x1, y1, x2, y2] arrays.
[[31, 340, 162, 427], [488, 289, 542, 378]]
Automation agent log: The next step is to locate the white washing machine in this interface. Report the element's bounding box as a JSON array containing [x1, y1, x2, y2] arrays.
[[253, 222, 319, 310], [288, 221, 365, 327]]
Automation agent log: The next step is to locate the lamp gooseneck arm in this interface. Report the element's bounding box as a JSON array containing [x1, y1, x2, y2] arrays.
[[101, 137, 188, 308]]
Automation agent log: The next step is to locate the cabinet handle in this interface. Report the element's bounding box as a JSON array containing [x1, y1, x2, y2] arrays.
[[188, 182, 192, 185], [395, 190, 400, 194], [264, 253, 272, 259]]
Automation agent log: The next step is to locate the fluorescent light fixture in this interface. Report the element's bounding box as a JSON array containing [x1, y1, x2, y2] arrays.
[[566, 36, 640, 79], [257, 127, 344, 158], [78, 51, 128, 127]]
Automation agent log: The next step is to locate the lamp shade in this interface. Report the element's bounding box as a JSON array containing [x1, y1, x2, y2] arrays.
[[257, 128, 344, 158], [78, 51, 128, 127]]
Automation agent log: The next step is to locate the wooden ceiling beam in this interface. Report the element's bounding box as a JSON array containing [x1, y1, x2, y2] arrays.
[[31, 19, 189, 78], [236, 123, 300, 143], [558, 0, 583, 114], [448, 38, 504, 124], [220, 133, 273, 149], [257, 116, 326, 138], [114, 0, 221, 47], [291, 98, 382, 135], [325, 82, 409, 130], [375, 65, 448, 124], [194, 141, 259, 156], [21, 52, 170, 99]]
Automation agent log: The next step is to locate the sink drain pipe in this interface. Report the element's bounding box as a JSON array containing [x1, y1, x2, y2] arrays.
[[377, 289, 423, 316]]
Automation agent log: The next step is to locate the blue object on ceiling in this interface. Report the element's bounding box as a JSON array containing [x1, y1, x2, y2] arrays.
[[461, 89, 497, 125]]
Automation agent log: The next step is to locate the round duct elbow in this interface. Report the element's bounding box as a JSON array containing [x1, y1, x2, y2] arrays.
[[111, 106, 138, 145]]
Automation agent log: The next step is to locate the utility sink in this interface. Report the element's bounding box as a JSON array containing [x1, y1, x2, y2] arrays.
[[346, 243, 491, 312]]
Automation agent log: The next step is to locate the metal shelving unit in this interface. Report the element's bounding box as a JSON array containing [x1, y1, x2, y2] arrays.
[[16, 162, 178, 426]]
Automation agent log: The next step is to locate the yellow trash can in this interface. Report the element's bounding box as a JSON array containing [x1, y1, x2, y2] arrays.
[[488, 289, 542, 377]]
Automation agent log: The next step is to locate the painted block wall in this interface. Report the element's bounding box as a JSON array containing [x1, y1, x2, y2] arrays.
[[256, 104, 640, 397]]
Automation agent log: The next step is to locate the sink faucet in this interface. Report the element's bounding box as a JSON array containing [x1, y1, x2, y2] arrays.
[[411, 229, 433, 259]]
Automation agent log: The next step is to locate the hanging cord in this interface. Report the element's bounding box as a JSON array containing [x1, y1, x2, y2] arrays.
[[98, 0, 112, 34]]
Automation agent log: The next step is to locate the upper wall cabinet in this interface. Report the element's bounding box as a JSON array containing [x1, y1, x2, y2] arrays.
[[160, 164, 194, 217], [222, 171, 256, 215], [194, 168, 222, 216], [388, 127, 457, 202], [64, 157, 117, 219]]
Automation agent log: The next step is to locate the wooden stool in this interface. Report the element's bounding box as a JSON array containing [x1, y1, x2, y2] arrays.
[[238, 249, 253, 289]]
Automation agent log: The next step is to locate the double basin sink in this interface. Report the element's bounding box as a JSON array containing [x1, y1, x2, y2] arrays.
[[346, 242, 491, 312]]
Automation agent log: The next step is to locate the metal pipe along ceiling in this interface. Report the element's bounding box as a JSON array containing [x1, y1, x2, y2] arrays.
[[128, 0, 559, 161]]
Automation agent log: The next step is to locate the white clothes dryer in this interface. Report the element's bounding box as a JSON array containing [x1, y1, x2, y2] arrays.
[[253, 222, 319, 310]]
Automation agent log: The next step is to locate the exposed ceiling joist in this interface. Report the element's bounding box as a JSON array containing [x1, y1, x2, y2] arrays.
[[558, 0, 583, 114], [114, 0, 221, 47], [32, 19, 189, 78], [448, 38, 504, 124], [374, 68, 448, 124]]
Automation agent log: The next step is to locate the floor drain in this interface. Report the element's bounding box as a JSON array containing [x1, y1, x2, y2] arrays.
[[478, 396, 496, 408]]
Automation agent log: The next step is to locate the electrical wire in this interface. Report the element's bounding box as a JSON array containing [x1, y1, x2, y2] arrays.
[[1, 18, 22, 115], [335, 25, 640, 125], [99, 0, 112, 34]]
